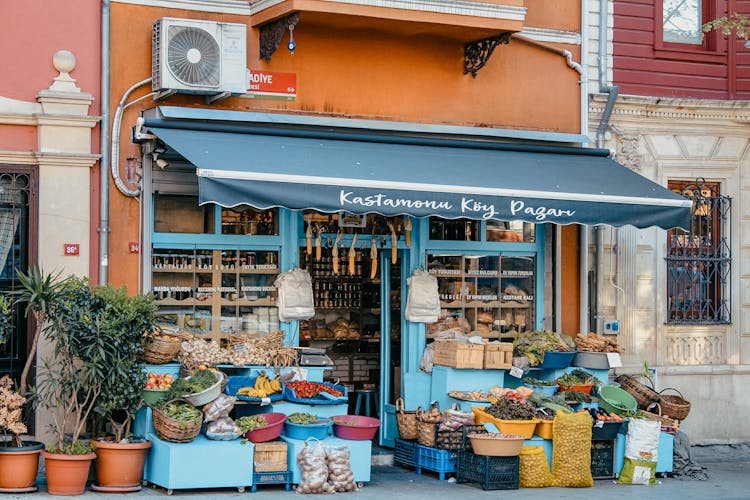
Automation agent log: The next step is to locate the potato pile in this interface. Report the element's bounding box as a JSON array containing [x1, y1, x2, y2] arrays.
[[297, 441, 333, 494], [551, 411, 593, 487], [326, 446, 357, 492]]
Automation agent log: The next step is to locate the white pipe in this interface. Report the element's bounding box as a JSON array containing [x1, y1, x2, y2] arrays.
[[579, 0, 590, 334], [99, 0, 110, 285], [111, 78, 152, 197]]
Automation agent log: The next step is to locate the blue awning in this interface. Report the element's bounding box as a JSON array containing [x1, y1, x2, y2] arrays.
[[147, 126, 692, 230]]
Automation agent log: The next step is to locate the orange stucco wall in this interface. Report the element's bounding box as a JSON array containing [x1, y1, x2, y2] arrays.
[[560, 225, 581, 335], [107, 2, 583, 292]]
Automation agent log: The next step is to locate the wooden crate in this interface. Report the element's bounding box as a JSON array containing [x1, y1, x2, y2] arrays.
[[484, 343, 513, 369], [254, 441, 288, 472], [433, 339, 484, 369]]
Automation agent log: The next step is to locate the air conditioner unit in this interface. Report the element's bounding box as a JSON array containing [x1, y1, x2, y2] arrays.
[[152, 18, 247, 95]]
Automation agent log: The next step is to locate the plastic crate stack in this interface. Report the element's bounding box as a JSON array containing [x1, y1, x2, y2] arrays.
[[394, 439, 457, 480], [457, 452, 520, 491]]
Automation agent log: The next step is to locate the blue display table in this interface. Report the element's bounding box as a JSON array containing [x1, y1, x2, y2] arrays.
[[280, 435, 372, 484], [144, 433, 254, 493], [614, 431, 674, 475], [523, 436, 554, 468]]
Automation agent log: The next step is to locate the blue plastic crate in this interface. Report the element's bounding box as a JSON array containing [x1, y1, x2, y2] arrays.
[[456, 451, 519, 491], [251, 471, 292, 493], [394, 439, 419, 467], [416, 445, 457, 480], [537, 350, 577, 369]]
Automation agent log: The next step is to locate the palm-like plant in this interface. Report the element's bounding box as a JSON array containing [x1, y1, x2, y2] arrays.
[[14, 267, 70, 395]]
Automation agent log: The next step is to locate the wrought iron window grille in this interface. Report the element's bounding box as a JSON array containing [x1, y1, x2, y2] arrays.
[[666, 178, 731, 325]]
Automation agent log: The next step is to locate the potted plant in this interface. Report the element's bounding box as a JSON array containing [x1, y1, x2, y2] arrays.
[[87, 285, 156, 492], [14, 267, 70, 396], [32, 277, 121, 496], [0, 374, 44, 492]]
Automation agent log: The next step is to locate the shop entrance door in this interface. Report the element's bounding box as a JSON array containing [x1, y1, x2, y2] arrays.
[[379, 249, 404, 448]]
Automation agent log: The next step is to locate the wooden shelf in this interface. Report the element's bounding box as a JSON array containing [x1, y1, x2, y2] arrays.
[[153, 267, 208, 274], [153, 249, 279, 342], [439, 301, 531, 309]]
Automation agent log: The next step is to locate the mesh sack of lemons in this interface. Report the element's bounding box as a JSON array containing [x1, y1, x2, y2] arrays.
[[551, 411, 593, 487], [519, 446, 553, 488]]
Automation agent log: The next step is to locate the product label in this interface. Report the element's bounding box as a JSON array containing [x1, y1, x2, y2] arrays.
[[509, 366, 523, 378], [606, 353, 623, 368], [632, 465, 652, 485]]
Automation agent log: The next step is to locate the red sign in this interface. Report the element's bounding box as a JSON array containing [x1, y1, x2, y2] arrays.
[[129, 242, 140, 254], [64, 244, 79, 256], [247, 71, 296, 100]]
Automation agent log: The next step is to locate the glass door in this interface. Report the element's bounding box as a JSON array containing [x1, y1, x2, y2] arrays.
[[379, 249, 404, 447]]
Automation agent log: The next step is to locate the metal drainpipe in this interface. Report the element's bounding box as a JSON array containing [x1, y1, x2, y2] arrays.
[[595, 0, 621, 334], [579, 0, 590, 334], [98, 0, 110, 286]]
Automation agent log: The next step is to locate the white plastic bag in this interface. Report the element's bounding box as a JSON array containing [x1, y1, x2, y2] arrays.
[[274, 268, 315, 321], [405, 270, 440, 323], [420, 343, 435, 373], [203, 394, 236, 422], [297, 439, 333, 494], [624, 418, 661, 462], [325, 445, 358, 492]]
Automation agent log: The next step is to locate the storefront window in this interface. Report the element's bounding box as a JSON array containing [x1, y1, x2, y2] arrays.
[[221, 207, 278, 235], [154, 194, 214, 233], [426, 254, 535, 339], [152, 248, 279, 340], [428, 218, 480, 241], [486, 220, 535, 243]]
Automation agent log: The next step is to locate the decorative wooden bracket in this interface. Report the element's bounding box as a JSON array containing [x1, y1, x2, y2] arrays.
[[259, 13, 300, 63], [464, 32, 513, 78]]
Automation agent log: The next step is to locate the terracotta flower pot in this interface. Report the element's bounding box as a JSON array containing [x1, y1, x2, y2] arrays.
[[42, 450, 96, 496], [92, 438, 151, 492], [0, 440, 44, 492]]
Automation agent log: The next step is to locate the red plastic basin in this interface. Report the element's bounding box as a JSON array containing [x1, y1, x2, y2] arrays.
[[245, 413, 286, 443], [331, 415, 381, 440]]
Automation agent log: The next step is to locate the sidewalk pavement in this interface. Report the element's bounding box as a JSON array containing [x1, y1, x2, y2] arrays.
[[13, 444, 750, 499]]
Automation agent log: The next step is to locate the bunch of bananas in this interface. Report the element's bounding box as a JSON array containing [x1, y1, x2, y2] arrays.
[[237, 374, 282, 398]]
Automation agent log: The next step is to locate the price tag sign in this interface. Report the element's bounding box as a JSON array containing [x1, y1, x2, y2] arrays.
[[509, 366, 524, 379], [606, 353, 623, 368], [595, 420, 604, 428], [261, 397, 271, 406]]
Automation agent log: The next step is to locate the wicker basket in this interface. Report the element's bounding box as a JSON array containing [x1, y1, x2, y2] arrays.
[[416, 406, 443, 448], [141, 328, 182, 364], [658, 388, 691, 421], [396, 398, 418, 440], [614, 374, 660, 410], [152, 401, 202, 443], [640, 404, 679, 428]]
